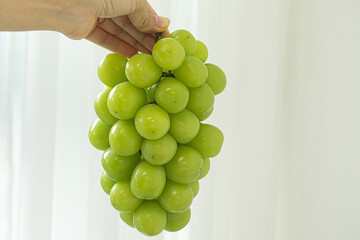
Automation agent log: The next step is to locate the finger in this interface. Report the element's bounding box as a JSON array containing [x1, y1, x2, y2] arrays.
[[112, 16, 156, 50], [128, 0, 170, 33], [97, 18, 151, 53], [146, 1, 156, 14], [146, 2, 170, 37], [86, 27, 138, 58]]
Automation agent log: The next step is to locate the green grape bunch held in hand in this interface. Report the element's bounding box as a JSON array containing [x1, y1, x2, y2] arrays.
[[89, 29, 226, 236]]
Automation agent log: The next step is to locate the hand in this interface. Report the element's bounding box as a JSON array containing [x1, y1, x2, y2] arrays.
[[63, 0, 170, 57], [0, 0, 170, 57]]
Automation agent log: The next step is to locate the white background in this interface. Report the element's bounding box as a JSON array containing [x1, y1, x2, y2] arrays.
[[1, 0, 360, 239]]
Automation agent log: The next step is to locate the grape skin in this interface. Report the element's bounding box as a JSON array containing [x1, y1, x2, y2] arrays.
[[154, 77, 189, 114], [88, 118, 111, 151], [152, 38, 185, 70], [192, 40, 208, 63], [94, 87, 118, 125]]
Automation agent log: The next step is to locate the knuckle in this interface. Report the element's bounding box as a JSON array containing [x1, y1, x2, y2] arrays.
[[98, 32, 109, 45], [122, 17, 133, 29], [115, 28, 125, 38], [97, 18, 106, 25]]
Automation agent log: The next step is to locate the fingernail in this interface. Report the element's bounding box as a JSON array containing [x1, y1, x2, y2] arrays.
[[156, 16, 170, 29]]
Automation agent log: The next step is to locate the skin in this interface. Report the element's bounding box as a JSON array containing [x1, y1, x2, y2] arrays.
[[0, 0, 170, 57]]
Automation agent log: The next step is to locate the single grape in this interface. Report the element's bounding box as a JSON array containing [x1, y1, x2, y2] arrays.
[[168, 30, 196, 56], [101, 149, 140, 181], [168, 109, 200, 144], [205, 63, 227, 95], [125, 54, 162, 88], [152, 38, 185, 70], [173, 56, 208, 88], [165, 145, 203, 184], [165, 209, 191, 232], [107, 82, 146, 120], [198, 106, 213, 121], [187, 83, 215, 118], [89, 118, 111, 150], [158, 180, 193, 213], [134, 200, 167, 236], [187, 123, 224, 158], [130, 161, 166, 200], [141, 134, 177, 165], [120, 212, 134, 228], [145, 84, 157, 103], [100, 171, 116, 195], [192, 40, 208, 63], [154, 77, 189, 113], [198, 157, 210, 180], [190, 181, 199, 198], [109, 120, 143, 156], [97, 53, 128, 87], [134, 104, 170, 140], [110, 181, 143, 212], [94, 87, 118, 125]]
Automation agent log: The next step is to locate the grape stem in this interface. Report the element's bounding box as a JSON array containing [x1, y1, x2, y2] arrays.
[[161, 71, 175, 78], [155, 33, 163, 43]]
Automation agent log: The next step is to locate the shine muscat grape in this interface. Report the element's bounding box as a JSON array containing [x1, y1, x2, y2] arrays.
[[89, 29, 226, 236]]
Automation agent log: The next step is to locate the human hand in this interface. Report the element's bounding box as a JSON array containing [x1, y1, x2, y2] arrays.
[[62, 0, 170, 57], [0, 0, 170, 57]]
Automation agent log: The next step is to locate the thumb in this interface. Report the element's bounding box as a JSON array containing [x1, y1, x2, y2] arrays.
[[128, 0, 170, 33]]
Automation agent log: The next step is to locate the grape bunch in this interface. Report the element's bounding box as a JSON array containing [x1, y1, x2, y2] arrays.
[[89, 29, 226, 236]]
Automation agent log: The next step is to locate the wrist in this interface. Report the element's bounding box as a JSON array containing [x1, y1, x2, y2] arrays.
[[0, 0, 60, 31], [0, 0, 98, 39]]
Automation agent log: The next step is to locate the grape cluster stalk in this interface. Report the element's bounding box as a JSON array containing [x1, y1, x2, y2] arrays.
[[89, 29, 227, 236]]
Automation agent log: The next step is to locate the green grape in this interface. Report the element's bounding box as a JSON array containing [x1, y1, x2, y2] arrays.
[[190, 181, 199, 198], [187, 123, 224, 158], [173, 56, 208, 88], [168, 30, 196, 56], [103, 86, 111, 91], [152, 38, 185, 70], [145, 84, 157, 103], [110, 181, 143, 212], [168, 109, 200, 144], [130, 161, 166, 199], [107, 82, 146, 120], [192, 40, 208, 63], [120, 212, 134, 228], [100, 171, 116, 195], [134, 200, 167, 236], [97, 53, 128, 87], [134, 104, 170, 140], [125, 53, 162, 88], [89, 118, 111, 150], [198, 106, 213, 121], [187, 83, 215, 118], [198, 157, 210, 180], [154, 77, 189, 113], [109, 120, 143, 156], [158, 180, 193, 213], [205, 63, 227, 95], [141, 134, 177, 165], [165, 145, 203, 184], [101, 149, 140, 181], [165, 209, 191, 232], [94, 87, 118, 125]]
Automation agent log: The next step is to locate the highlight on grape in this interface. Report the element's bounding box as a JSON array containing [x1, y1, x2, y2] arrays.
[[90, 29, 226, 236]]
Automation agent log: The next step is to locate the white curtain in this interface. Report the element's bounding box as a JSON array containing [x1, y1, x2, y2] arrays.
[[1, 0, 360, 239]]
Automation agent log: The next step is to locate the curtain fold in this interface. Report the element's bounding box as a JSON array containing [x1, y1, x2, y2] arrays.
[[1, 0, 360, 240]]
